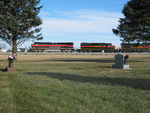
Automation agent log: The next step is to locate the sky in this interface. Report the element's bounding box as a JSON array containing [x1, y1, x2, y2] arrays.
[[4, 0, 130, 49]]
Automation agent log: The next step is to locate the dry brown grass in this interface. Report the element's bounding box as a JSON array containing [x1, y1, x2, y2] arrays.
[[0, 54, 114, 61], [0, 53, 150, 61]]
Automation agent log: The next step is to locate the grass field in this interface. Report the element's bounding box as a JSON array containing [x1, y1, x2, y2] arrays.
[[0, 54, 150, 113]]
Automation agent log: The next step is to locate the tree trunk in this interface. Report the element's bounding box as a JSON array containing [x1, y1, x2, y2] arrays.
[[12, 38, 17, 54]]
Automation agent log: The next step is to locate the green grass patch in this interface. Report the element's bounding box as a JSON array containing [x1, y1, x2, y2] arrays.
[[0, 55, 150, 113]]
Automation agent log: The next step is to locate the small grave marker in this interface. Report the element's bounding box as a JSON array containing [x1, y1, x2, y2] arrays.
[[6, 53, 16, 72], [112, 54, 131, 69]]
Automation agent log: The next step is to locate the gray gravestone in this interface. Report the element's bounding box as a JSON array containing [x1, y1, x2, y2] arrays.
[[112, 54, 131, 69]]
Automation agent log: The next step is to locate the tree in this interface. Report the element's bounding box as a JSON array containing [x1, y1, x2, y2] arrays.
[[0, 0, 43, 54], [113, 0, 150, 43]]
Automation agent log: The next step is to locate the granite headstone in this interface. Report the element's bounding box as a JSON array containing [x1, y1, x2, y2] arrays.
[[112, 54, 131, 69]]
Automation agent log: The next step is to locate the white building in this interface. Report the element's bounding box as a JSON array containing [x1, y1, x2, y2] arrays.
[[0, 48, 7, 52]]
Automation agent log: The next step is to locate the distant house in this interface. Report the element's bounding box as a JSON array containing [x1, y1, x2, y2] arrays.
[[18, 48, 28, 52], [6, 48, 28, 53], [0, 48, 7, 52]]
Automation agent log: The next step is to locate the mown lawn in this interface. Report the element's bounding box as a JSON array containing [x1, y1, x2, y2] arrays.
[[0, 54, 150, 113]]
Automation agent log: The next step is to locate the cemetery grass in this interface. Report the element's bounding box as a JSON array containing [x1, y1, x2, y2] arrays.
[[0, 54, 150, 113]]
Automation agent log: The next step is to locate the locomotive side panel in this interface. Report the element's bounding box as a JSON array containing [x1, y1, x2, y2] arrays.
[[80, 43, 115, 53], [31, 42, 74, 52]]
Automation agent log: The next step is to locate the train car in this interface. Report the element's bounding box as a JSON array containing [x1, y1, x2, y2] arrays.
[[79, 42, 115, 52], [31, 42, 74, 52], [121, 43, 150, 52]]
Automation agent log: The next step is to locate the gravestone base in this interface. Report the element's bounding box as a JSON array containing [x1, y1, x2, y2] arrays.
[[112, 64, 131, 69], [123, 65, 130, 69], [5, 67, 16, 72], [112, 54, 132, 70]]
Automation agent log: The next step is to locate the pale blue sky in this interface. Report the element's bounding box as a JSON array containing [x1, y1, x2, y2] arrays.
[[26, 0, 129, 48]]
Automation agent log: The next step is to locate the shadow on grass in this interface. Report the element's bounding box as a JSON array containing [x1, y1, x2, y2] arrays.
[[43, 59, 146, 63], [0, 67, 7, 72], [26, 72, 150, 90], [52, 59, 114, 63], [0, 69, 5, 72], [0, 60, 6, 61], [128, 60, 148, 63]]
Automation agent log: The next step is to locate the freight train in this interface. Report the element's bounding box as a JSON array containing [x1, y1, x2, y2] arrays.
[[121, 43, 150, 52], [30, 42, 150, 53], [30, 42, 115, 53]]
